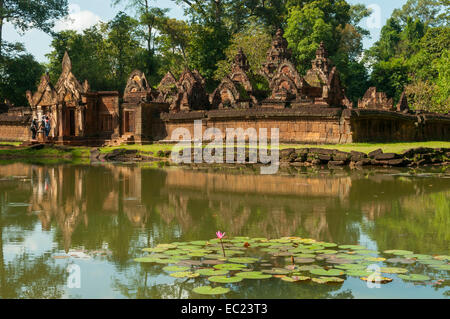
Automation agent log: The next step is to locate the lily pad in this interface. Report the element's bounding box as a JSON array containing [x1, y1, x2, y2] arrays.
[[281, 276, 310, 282], [386, 258, 416, 264], [429, 264, 450, 271], [310, 269, 345, 276], [163, 266, 190, 272], [169, 271, 200, 278], [214, 263, 246, 271], [398, 274, 431, 281], [228, 257, 259, 264], [312, 276, 344, 284], [338, 245, 366, 250], [383, 250, 414, 256], [326, 258, 354, 264], [235, 271, 272, 279], [293, 258, 315, 264], [316, 250, 338, 255], [134, 257, 162, 263], [142, 247, 168, 253], [157, 244, 177, 249], [345, 270, 373, 277], [334, 264, 366, 270], [361, 276, 393, 284], [208, 276, 243, 283], [417, 259, 445, 265], [433, 255, 450, 261], [262, 268, 290, 275], [193, 286, 230, 295], [380, 267, 409, 274], [196, 269, 229, 276], [404, 254, 433, 260], [365, 257, 386, 262]]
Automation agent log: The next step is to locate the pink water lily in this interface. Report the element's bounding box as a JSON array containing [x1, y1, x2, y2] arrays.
[[216, 231, 226, 257], [216, 231, 226, 239]]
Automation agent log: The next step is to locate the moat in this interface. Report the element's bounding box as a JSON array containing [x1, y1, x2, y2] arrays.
[[0, 163, 448, 299]]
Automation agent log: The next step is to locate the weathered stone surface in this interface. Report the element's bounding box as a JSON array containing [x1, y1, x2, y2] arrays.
[[328, 160, 345, 166], [358, 87, 393, 110], [333, 151, 350, 161], [261, 29, 292, 80], [368, 149, 383, 158], [374, 153, 399, 160], [350, 151, 367, 161]]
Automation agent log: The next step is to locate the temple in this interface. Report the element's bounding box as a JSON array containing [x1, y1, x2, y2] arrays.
[[1, 29, 449, 144]]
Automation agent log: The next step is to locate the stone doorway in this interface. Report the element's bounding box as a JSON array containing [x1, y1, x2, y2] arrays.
[[69, 109, 76, 136], [124, 111, 135, 133]]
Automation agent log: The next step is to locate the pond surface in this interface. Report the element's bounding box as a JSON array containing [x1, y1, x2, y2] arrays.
[[0, 162, 448, 299]]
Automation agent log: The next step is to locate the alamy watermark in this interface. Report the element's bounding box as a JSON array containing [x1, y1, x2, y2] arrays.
[[170, 120, 280, 175]]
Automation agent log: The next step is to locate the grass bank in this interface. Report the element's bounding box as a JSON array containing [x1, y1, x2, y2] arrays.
[[99, 141, 450, 155], [0, 145, 91, 164]]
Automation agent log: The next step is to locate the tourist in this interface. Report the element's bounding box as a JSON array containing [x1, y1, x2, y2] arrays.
[[45, 116, 51, 139], [30, 118, 38, 140]]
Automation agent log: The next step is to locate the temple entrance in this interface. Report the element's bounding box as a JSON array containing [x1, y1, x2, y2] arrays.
[[124, 111, 135, 133], [69, 109, 76, 136]]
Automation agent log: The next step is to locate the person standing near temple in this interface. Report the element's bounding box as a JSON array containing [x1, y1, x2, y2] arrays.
[[45, 116, 51, 139], [30, 118, 38, 140]]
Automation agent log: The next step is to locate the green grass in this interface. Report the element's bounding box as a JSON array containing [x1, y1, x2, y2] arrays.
[[0, 141, 22, 146], [99, 141, 450, 155], [99, 143, 175, 154], [279, 141, 450, 154], [0, 146, 91, 159]]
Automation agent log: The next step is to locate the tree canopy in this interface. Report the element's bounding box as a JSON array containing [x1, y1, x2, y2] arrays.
[[0, 0, 448, 113]]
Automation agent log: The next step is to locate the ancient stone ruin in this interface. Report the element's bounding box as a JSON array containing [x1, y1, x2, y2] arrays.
[[1, 30, 449, 145], [358, 87, 394, 111], [261, 29, 292, 80], [170, 69, 210, 113], [210, 48, 257, 109]]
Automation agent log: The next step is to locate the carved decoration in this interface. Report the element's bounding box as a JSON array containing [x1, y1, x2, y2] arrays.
[[358, 87, 394, 110], [123, 70, 155, 103], [54, 52, 85, 106], [211, 49, 257, 109], [261, 29, 292, 80], [396, 91, 409, 112], [171, 69, 209, 112], [27, 74, 58, 107], [157, 71, 178, 104]]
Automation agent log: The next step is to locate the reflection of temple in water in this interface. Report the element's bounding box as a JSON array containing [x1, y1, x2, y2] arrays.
[[0, 164, 449, 252]]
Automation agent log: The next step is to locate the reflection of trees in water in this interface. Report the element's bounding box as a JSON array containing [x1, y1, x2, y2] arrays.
[[0, 191, 66, 299], [361, 191, 450, 254], [1, 163, 449, 298], [0, 253, 66, 299]]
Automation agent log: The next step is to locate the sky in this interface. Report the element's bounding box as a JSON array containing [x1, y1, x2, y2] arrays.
[[3, 0, 409, 63]]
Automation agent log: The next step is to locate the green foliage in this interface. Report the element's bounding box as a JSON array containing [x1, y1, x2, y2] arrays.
[[214, 22, 272, 81], [46, 12, 146, 92], [370, 57, 410, 100], [0, 52, 44, 106], [366, 0, 450, 112], [285, 0, 370, 102], [0, 0, 69, 54]]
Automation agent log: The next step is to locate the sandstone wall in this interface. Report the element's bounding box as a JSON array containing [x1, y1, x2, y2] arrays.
[[350, 110, 450, 142], [0, 123, 30, 141], [157, 108, 353, 144]]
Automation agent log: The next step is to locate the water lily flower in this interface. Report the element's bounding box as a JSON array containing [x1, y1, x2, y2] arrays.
[[216, 231, 226, 257], [216, 231, 225, 239]]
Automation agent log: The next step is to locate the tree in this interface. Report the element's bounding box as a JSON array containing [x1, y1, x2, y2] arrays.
[[391, 0, 449, 27], [0, 0, 68, 56], [112, 0, 169, 78], [214, 22, 272, 80], [155, 18, 191, 79], [0, 52, 44, 106], [285, 0, 370, 101]]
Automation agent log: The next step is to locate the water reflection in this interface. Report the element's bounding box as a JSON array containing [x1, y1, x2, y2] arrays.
[[0, 163, 448, 298]]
